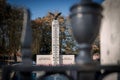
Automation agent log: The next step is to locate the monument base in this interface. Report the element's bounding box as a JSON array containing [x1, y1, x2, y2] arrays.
[[36, 55, 75, 65]]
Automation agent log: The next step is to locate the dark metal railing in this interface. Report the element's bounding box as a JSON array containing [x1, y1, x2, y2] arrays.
[[1, 0, 120, 80]]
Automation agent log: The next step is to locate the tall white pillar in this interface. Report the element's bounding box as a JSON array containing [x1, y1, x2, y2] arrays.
[[100, 0, 120, 80], [52, 20, 60, 65]]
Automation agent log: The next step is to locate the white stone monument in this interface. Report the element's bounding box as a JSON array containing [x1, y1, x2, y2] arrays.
[[101, 0, 120, 80], [52, 20, 60, 65], [36, 14, 74, 66]]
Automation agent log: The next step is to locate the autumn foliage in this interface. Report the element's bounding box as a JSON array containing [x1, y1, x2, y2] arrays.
[[0, 1, 100, 63]]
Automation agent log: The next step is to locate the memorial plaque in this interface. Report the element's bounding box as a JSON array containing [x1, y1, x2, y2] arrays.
[[60, 55, 75, 65], [36, 55, 52, 65]]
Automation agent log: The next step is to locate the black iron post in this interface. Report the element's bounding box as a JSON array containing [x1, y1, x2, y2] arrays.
[[20, 8, 33, 66], [70, 0, 103, 64], [70, 0, 103, 80], [20, 8, 33, 80]]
